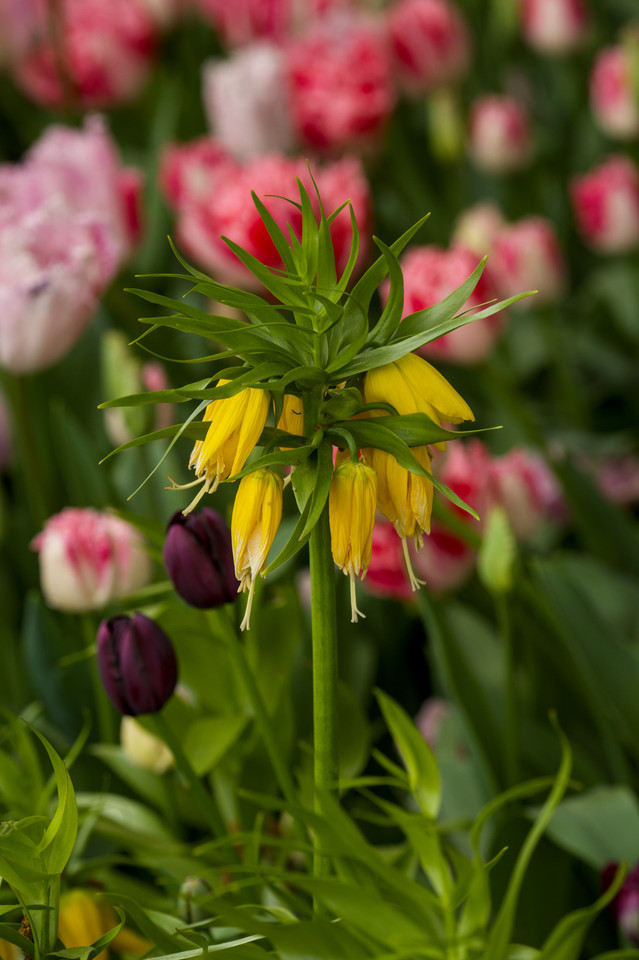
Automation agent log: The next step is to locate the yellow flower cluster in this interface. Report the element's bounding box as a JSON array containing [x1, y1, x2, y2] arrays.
[[182, 354, 473, 626]]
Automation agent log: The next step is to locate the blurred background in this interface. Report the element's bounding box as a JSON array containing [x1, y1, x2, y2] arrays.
[[1, 0, 639, 952]]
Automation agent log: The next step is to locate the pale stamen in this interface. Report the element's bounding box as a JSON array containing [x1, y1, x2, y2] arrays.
[[349, 572, 366, 623], [240, 577, 257, 631], [401, 536, 426, 592]]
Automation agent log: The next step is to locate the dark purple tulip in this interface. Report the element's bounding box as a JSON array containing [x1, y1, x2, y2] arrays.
[[96, 613, 178, 715], [604, 862, 639, 943], [163, 508, 239, 609]]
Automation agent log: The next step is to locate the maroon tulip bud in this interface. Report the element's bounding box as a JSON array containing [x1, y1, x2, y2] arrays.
[[163, 508, 238, 609], [603, 862, 639, 943], [97, 613, 178, 715]]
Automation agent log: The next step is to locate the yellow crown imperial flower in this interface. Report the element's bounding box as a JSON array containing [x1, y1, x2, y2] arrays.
[[57, 889, 150, 960], [364, 444, 433, 591], [277, 393, 305, 448], [182, 381, 270, 513], [329, 458, 377, 623], [232, 468, 283, 631], [363, 352, 474, 441]]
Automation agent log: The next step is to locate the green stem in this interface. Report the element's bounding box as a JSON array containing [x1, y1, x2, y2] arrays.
[[495, 592, 518, 786], [208, 608, 298, 806], [81, 614, 115, 744], [308, 503, 338, 884], [2, 372, 49, 525], [151, 711, 231, 844]]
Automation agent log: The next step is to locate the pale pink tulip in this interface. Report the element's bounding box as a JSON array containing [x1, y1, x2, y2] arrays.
[[452, 202, 505, 257], [202, 43, 294, 159], [590, 46, 639, 140], [492, 217, 566, 307], [571, 155, 639, 253], [468, 95, 531, 174], [386, 0, 470, 96], [484, 447, 563, 540], [32, 508, 151, 613], [520, 0, 588, 55]]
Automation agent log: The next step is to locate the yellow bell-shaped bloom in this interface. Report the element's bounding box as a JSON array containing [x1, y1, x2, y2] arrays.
[[57, 889, 150, 960], [329, 459, 377, 622], [232, 468, 283, 630], [277, 394, 304, 448], [363, 444, 433, 591], [183, 381, 270, 513], [365, 445, 433, 540], [363, 352, 474, 428]]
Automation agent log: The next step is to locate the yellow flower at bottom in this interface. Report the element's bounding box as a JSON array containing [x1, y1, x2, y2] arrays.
[[232, 469, 283, 630], [57, 889, 150, 960], [329, 459, 377, 622], [179, 382, 270, 514]]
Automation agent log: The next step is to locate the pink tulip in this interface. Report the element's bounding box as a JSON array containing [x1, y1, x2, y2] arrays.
[[0, 201, 103, 373], [520, 0, 588, 55], [383, 245, 505, 364], [0, 117, 142, 373], [32, 508, 151, 613], [285, 13, 395, 152], [571, 155, 639, 253], [589, 453, 639, 506], [590, 46, 639, 140], [468, 95, 531, 174], [386, 0, 470, 96], [202, 43, 294, 159], [27, 116, 142, 271], [14, 0, 156, 109], [452, 202, 505, 256], [410, 522, 477, 592], [415, 698, 452, 749], [363, 519, 413, 601], [160, 143, 370, 287], [484, 447, 563, 540], [492, 217, 566, 307], [193, 0, 341, 46], [0, 0, 46, 63]]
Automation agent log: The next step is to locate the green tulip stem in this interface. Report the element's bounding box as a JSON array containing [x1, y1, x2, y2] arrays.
[[151, 711, 230, 844], [81, 614, 116, 745], [209, 608, 298, 807], [1, 372, 48, 526], [496, 592, 518, 786], [308, 502, 339, 885]]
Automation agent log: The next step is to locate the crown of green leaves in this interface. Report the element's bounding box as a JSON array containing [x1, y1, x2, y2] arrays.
[[100, 175, 528, 571]]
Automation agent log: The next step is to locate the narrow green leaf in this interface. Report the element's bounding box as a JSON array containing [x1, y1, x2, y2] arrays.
[[391, 259, 487, 341], [482, 718, 573, 960], [366, 237, 404, 346], [28, 724, 78, 876], [375, 690, 441, 819], [537, 864, 625, 960], [250, 191, 296, 273]]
